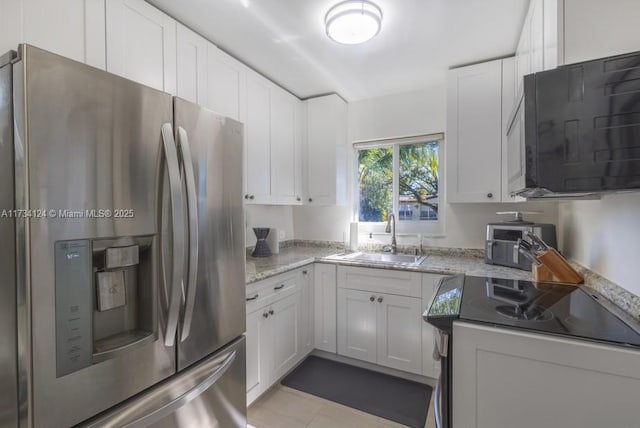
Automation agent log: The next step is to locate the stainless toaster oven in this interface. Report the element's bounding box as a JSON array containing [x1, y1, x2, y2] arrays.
[[485, 222, 557, 271]]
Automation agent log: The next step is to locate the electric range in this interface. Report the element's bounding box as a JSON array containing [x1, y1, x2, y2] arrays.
[[423, 274, 640, 428]]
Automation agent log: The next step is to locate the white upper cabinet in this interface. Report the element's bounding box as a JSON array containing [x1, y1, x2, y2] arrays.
[[245, 72, 272, 204], [176, 23, 207, 105], [515, 0, 640, 96], [207, 45, 246, 122], [106, 0, 176, 93], [515, 0, 560, 96], [0, 0, 22, 55], [563, 0, 640, 64], [500, 57, 524, 202], [446, 59, 503, 203], [270, 89, 302, 205], [305, 94, 347, 206], [1, 0, 106, 69]]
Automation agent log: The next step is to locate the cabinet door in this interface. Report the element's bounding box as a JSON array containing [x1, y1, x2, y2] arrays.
[[453, 322, 640, 428], [563, 0, 640, 65], [337, 289, 378, 364], [176, 23, 207, 105], [422, 274, 445, 378], [0, 0, 21, 56], [446, 59, 503, 202], [7, 0, 105, 69], [300, 267, 314, 355], [500, 58, 524, 203], [314, 264, 337, 353], [543, 0, 559, 69], [245, 73, 272, 204], [105, 0, 176, 93], [377, 293, 422, 374], [207, 45, 245, 121], [529, 0, 544, 74], [246, 308, 271, 406], [271, 293, 300, 380], [271, 89, 300, 205], [305, 94, 347, 205], [515, 13, 531, 97]]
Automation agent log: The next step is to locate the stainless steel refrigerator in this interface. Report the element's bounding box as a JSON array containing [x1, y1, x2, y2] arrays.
[[0, 45, 247, 428]]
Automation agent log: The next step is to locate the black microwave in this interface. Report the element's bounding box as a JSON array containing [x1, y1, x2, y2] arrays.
[[507, 50, 640, 199]]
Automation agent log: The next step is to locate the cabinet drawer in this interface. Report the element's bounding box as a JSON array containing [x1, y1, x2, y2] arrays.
[[337, 266, 422, 298], [246, 270, 300, 312]]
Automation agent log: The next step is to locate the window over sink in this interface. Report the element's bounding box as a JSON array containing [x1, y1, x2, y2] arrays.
[[355, 133, 444, 235]]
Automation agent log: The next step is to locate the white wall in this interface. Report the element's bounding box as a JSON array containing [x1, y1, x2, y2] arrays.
[[558, 194, 640, 297], [245, 205, 294, 247], [293, 85, 559, 249]]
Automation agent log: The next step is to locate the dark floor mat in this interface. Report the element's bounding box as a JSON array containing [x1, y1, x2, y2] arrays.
[[281, 356, 431, 428]]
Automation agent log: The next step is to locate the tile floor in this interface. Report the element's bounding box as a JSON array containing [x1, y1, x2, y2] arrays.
[[248, 384, 437, 428]]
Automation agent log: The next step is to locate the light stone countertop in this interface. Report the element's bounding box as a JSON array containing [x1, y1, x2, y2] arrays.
[[246, 244, 533, 284], [246, 242, 640, 323]]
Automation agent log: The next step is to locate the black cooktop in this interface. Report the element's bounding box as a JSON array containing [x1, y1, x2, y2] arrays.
[[427, 275, 640, 348]]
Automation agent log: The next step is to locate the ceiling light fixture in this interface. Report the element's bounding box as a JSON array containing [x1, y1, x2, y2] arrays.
[[325, 0, 383, 45]]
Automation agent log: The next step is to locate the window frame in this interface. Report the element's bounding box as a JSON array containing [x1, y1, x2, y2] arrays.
[[353, 133, 445, 237]]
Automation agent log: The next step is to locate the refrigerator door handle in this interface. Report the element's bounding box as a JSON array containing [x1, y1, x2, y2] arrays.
[[161, 123, 186, 347], [123, 350, 236, 428], [84, 348, 238, 428], [177, 126, 199, 342]]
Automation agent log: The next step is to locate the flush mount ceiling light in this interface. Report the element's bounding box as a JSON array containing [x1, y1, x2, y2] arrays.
[[325, 0, 383, 45]]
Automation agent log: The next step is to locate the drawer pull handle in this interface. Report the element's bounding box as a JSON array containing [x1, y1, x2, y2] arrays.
[[377, 296, 384, 303], [274, 284, 285, 291], [246, 294, 259, 302]]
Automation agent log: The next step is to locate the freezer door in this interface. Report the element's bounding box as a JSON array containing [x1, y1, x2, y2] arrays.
[[0, 52, 18, 428], [173, 98, 246, 370], [84, 336, 247, 428], [15, 45, 177, 427]]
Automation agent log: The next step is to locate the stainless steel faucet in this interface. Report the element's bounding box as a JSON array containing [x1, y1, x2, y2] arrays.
[[384, 211, 397, 254]]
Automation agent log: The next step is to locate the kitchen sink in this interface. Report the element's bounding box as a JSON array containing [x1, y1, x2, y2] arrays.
[[333, 252, 427, 266]]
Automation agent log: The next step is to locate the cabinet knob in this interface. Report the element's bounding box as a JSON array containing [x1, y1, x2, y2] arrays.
[[308, 198, 313, 202], [377, 296, 384, 303], [296, 196, 301, 202], [302, 270, 308, 275], [370, 295, 375, 302], [244, 194, 249, 200], [487, 193, 493, 198], [263, 312, 269, 318], [249, 195, 255, 200], [269, 309, 274, 315]]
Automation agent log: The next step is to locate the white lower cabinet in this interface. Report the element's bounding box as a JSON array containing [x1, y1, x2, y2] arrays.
[[453, 322, 640, 428], [270, 293, 300, 379], [314, 263, 337, 353], [245, 268, 313, 405], [337, 288, 378, 363], [300, 267, 314, 354], [376, 293, 423, 374], [337, 266, 423, 375], [246, 307, 270, 405]]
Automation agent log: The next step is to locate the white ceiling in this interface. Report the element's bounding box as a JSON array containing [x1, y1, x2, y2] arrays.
[[148, 0, 529, 101]]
